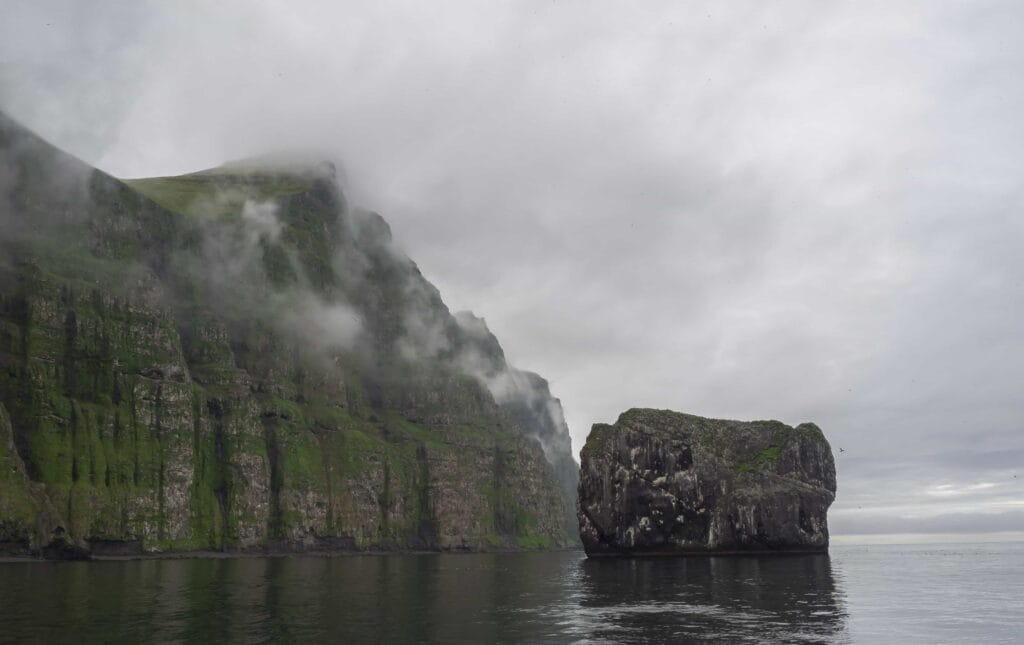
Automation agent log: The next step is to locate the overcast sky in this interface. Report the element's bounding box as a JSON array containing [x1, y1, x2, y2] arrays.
[[2, 1, 1022, 539]]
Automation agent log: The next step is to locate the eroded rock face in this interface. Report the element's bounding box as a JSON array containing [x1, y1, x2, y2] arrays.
[[0, 110, 576, 556], [578, 409, 836, 556]]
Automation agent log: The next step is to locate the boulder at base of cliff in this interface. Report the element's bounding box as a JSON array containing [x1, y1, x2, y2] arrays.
[[577, 409, 836, 556]]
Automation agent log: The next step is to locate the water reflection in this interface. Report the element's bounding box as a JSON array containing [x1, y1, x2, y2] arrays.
[[0, 551, 848, 643], [572, 554, 847, 643]]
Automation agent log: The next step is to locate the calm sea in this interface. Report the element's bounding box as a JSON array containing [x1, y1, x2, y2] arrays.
[[1, 542, 1021, 643]]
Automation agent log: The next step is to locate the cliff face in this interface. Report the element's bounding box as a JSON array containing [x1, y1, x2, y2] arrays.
[[0, 111, 577, 555], [578, 409, 836, 556]]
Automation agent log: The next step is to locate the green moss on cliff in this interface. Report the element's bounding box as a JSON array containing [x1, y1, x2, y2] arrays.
[[736, 445, 782, 473], [0, 404, 39, 546], [0, 114, 574, 555], [125, 172, 311, 219]]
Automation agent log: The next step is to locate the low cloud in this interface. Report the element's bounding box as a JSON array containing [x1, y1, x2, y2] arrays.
[[3, 0, 1022, 535], [186, 192, 365, 358]]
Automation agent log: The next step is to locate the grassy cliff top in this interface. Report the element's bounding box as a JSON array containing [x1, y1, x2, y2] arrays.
[[124, 170, 315, 219], [582, 408, 829, 457]]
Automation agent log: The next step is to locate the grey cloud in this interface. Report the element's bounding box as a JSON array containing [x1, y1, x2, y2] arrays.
[[3, 0, 1023, 536], [0, 110, 98, 239], [833, 509, 1024, 536], [178, 190, 365, 359]]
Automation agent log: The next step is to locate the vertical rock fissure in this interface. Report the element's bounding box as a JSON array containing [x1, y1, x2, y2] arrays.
[[155, 383, 166, 542], [208, 399, 230, 549], [130, 388, 140, 487], [7, 293, 37, 480], [415, 444, 436, 548], [378, 459, 391, 537], [264, 418, 283, 541], [320, 433, 335, 534], [67, 402, 78, 533]]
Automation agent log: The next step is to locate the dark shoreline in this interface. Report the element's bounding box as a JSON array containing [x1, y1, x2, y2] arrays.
[[582, 547, 832, 558], [0, 545, 584, 563], [0, 544, 844, 563]]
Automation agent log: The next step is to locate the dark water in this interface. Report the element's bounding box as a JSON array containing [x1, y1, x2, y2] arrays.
[[1, 543, 1022, 643]]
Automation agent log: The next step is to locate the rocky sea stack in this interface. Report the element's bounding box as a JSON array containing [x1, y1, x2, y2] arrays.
[[578, 409, 836, 556]]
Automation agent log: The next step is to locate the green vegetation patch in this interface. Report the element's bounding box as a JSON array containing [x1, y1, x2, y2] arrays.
[[125, 172, 311, 219], [736, 445, 782, 474]]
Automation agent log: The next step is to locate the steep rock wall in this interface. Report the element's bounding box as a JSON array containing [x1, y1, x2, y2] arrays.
[[578, 408, 836, 556], [0, 110, 576, 555]]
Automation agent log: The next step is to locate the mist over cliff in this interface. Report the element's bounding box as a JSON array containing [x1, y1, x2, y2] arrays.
[[0, 110, 578, 554]]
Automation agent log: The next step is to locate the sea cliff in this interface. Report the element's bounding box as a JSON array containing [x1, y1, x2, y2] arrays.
[[0, 111, 578, 556]]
